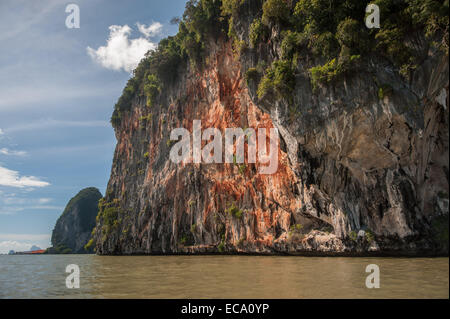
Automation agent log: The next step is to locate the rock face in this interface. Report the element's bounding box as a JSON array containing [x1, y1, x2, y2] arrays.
[[94, 2, 448, 256], [51, 188, 102, 254]]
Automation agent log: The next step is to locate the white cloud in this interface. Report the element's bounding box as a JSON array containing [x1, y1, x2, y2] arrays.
[[0, 241, 34, 254], [87, 24, 158, 73], [37, 198, 52, 204], [0, 148, 27, 156], [0, 128, 3, 135], [0, 238, 50, 254], [0, 165, 50, 188], [136, 22, 163, 38], [0, 235, 51, 254]]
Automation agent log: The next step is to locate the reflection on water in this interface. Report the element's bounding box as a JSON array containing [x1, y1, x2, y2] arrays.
[[0, 255, 448, 299]]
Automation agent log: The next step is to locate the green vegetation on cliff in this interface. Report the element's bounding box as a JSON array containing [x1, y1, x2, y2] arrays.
[[96, 198, 123, 241], [227, 202, 244, 219], [111, 0, 448, 128], [97, 0, 449, 257], [111, 0, 227, 128]]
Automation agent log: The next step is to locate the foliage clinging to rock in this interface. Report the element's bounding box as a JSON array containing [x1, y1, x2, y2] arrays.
[[257, 59, 296, 101], [111, 0, 448, 125]]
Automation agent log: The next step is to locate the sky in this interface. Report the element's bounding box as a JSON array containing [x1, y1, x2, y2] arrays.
[[0, 0, 188, 253]]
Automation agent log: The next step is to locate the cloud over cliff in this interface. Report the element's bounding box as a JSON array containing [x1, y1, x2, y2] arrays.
[[87, 23, 162, 73]]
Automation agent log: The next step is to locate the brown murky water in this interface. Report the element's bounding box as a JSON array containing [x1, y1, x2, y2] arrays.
[[0, 255, 448, 298]]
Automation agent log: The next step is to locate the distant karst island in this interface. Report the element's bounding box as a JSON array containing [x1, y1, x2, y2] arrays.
[[46, 187, 102, 254]]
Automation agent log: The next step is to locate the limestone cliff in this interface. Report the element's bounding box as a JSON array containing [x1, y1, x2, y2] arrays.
[[94, 0, 449, 256], [50, 187, 102, 254]]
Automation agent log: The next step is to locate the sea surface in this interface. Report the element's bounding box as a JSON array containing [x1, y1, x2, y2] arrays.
[[0, 255, 448, 299]]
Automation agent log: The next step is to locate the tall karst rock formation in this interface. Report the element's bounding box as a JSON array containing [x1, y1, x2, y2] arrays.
[[93, 0, 449, 255]]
